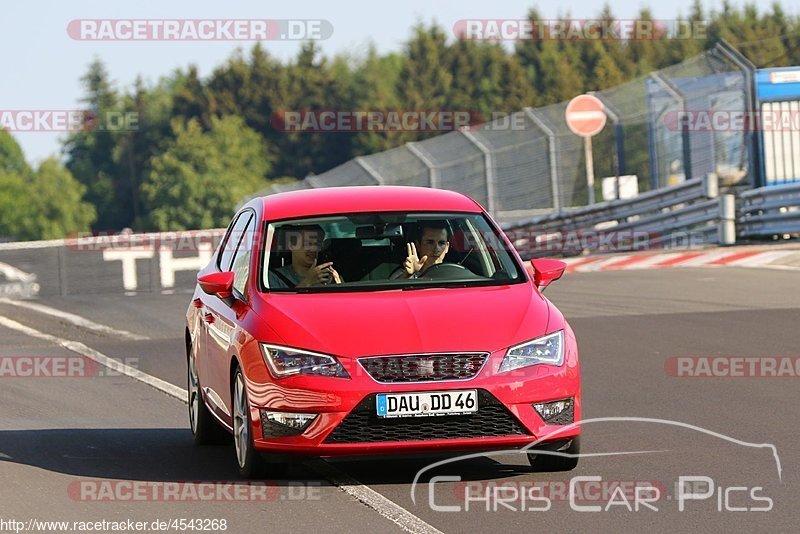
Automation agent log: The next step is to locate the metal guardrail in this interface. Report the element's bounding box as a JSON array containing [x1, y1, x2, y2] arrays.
[[501, 173, 736, 258], [737, 183, 800, 239]]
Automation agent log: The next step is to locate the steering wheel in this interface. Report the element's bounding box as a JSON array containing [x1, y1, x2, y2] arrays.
[[418, 262, 470, 279]]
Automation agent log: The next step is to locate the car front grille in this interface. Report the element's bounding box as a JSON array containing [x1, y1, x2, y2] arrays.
[[358, 353, 489, 383], [324, 390, 529, 444]]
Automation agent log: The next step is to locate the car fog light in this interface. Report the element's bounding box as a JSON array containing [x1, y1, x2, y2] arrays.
[[261, 411, 317, 438], [533, 398, 574, 425]]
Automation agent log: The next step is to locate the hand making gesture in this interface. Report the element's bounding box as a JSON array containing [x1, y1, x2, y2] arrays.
[[403, 242, 427, 277], [297, 259, 342, 287]]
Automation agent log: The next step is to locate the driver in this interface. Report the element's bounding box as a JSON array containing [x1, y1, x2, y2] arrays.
[[269, 224, 342, 288], [393, 221, 451, 279]]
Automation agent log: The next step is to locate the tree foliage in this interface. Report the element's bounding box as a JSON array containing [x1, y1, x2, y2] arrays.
[[2, 1, 797, 238], [141, 116, 272, 230], [0, 132, 95, 241]]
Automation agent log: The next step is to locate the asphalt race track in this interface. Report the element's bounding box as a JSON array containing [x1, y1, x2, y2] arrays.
[[1, 267, 798, 533]]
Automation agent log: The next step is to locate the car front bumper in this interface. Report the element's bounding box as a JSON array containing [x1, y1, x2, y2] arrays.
[[243, 345, 581, 456]]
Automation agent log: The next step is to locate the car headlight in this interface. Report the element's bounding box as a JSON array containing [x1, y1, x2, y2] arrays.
[[498, 331, 564, 373], [260, 343, 350, 379]]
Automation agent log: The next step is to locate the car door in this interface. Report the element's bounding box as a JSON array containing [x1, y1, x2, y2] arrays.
[[202, 210, 255, 426]]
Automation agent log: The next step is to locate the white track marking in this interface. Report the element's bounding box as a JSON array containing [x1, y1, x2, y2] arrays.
[[0, 313, 441, 534], [564, 249, 800, 272], [310, 460, 443, 534], [727, 250, 797, 267], [0, 298, 148, 341], [674, 250, 737, 267], [0, 315, 181, 400], [0, 452, 12, 459], [0, 262, 37, 282], [625, 252, 685, 269], [575, 255, 631, 272]]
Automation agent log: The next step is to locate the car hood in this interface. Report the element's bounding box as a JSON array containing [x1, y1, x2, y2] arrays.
[[258, 283, 551, 357]]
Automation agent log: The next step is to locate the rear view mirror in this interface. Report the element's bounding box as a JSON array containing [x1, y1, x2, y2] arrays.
[[531, 259, 566, 290], [198, 271, 234, 299], [355, 223, 404, 239]]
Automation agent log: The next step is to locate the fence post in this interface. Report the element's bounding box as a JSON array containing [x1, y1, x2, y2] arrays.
[[715, 40, 760, 189], [355, 156, 384, 185], [719, 194, 737, 245], [406, 142, 438, 189], [524, 107, 561, 212], [703, 172, 719, 199], [461, 130, 496, 214], [650, 72, 690, 187]]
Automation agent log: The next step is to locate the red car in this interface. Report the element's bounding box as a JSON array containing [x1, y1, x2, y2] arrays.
[[186, 186, 580, 478]]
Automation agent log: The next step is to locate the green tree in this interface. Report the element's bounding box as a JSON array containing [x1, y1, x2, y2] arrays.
[[64, 59, 127, 230], [116, 77, 176, 228], [498, 52, 536, 113], [172, 65, 212, 127], [278, 42, 352, 177], [141, 116, 272, 230], [0, 155, 96, 241], [0, 130, 30, 175], [397, 24, 453, 141], [350, 47, 406, 155]]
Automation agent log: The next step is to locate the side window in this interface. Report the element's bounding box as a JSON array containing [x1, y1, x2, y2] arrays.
[[218, 212, 253, 271], [230, 216, 256, 297]]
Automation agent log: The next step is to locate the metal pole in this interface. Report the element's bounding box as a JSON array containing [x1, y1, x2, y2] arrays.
[[591, 92, 623, 200], [355, 156, 384, 185], [525, 107, 561, 212], [715, 40, 760, 188], [585, 136, 596, 204], [406, 142, 439, 189], [650, 72, 689, 184], [461, 130, 496, 215]]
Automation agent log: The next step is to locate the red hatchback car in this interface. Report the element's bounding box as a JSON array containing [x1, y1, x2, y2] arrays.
[[186, 186, 580, 478]]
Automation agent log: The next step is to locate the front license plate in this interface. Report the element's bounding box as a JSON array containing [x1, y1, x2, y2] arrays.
[[376, 390, 478, 418]]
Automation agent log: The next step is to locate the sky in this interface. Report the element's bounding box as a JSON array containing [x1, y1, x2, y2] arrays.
[[3, 0, 799, 164]]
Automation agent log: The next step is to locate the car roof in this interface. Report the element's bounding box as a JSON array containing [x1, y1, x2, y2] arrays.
[[259, 186, 483, 221]]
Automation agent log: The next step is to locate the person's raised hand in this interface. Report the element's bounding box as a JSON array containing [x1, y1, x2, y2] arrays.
[[298, 259, 337, 287], [403, 242, 427, 276]]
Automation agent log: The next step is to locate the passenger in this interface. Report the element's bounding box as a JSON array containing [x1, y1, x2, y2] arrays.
[[268, 225, 342, 288]]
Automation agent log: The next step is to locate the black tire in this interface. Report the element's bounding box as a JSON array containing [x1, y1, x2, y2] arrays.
[[188, 340, 229, 445], [232, 366, 288, 479], [527, 437, 581, 472]]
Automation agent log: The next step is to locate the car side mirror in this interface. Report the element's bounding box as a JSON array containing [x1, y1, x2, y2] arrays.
[[198, 271, 234, 299], [531, 259, 566, 290]]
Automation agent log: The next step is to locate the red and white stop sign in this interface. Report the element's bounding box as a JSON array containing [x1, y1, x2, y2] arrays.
[[565, 94, 607, 137]]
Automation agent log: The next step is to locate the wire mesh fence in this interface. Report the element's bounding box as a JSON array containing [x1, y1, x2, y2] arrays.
[[253, 43, 754, 223]]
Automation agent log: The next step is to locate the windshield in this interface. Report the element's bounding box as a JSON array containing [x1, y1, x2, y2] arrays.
[[261, 212, 524, 292]]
